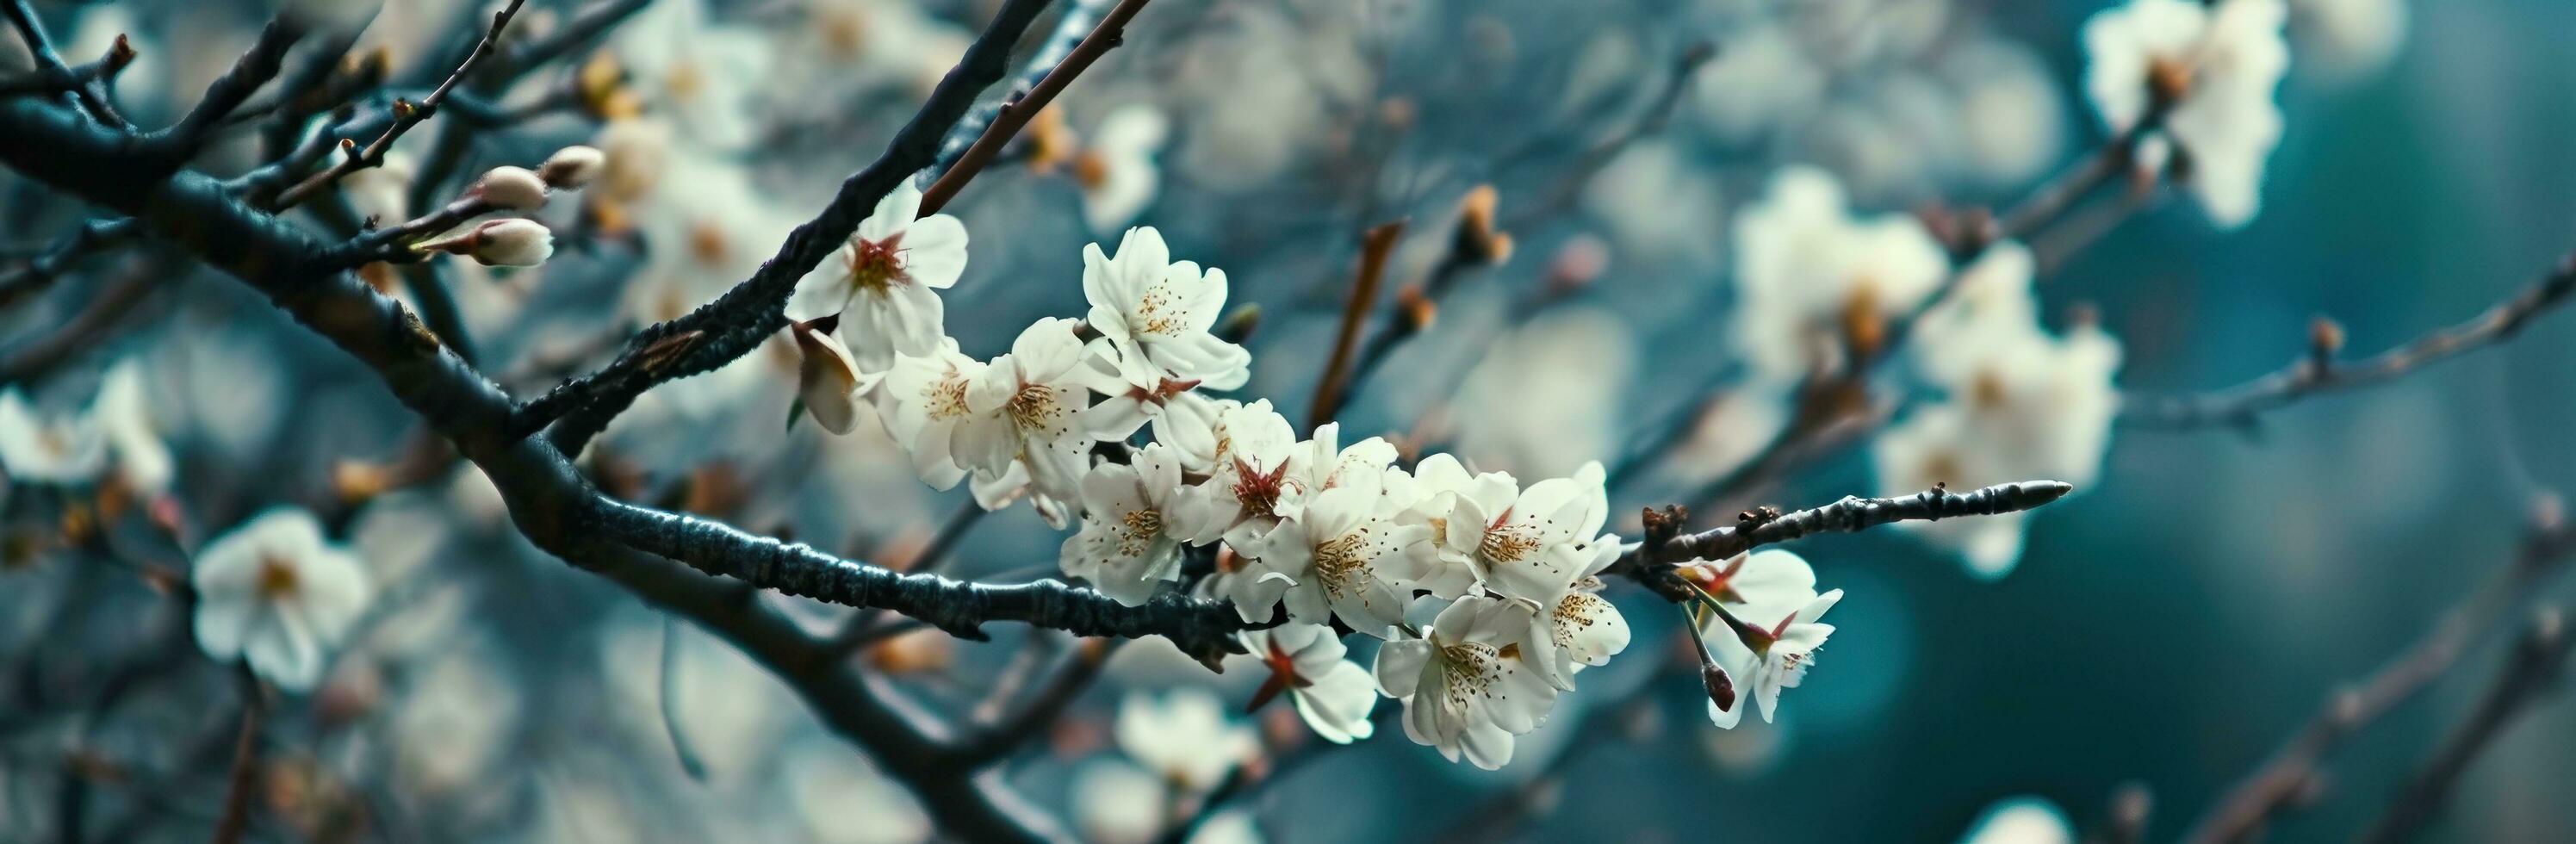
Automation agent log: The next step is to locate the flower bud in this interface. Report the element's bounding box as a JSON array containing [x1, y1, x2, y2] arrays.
[[791, 320, 875, 435], [537, 146, 606, 189], [420, 219, 555, 267], [470, 165, 549, 211], [1700, 660, 1737, 714]]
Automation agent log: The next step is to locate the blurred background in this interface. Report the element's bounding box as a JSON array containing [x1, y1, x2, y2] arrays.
[[5, 0, 2576, 841]]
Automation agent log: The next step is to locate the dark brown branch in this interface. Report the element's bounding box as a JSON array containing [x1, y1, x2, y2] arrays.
[[2182, 505, 2576, 844], [2361, 607, 2570, 844], [2122, 255, 2576, 431], [918, 0, 1154, 216], [1307, 221, 1406, 431], [1610, 481, 2075, 599]]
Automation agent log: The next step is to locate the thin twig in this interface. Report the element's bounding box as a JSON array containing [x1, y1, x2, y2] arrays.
[[0, 34, 133, 97], [270, 0, 528, 208], [1307, 221, 1406, 431], [2, 0, 121, 125], [2360, 607, 2569, 844], [515, 0, 1061, 454], [918, 0, 1154, 216], [207, 667, 264, 844], [1611, 481, 2075, 594], [2122, 255, 2576, 431], [2182, 507, 2576, 843]]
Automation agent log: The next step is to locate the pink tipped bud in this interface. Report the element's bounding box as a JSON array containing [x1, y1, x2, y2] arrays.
[[537, 146, 605, 189], [470, 165, 550, 211], [422, 219, 554, 267]]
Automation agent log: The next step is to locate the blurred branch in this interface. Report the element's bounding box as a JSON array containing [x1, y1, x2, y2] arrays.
[[0, 217, 141, 311], [1307, 220, 1406, 431], [0, 254, 166, 386], [1499, 41, 1713, 233], [2122, 255, 2576, 431], [149, 17, 307, 154], [207, 667, 264, 844], [2361, 607, 2570, 844], [919, 0, 1154, 216], [2182, 500, 2576, 844], [514, 0, 1059, 455]]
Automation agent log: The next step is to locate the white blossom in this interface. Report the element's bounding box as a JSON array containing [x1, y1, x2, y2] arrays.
[[1444, 461, 1608, 608], [611, 0, 772, 151], [95, 359, 173, 494], [1731, 165, 1949, 383], [1114, 687, 1259, 791], [791, 321, 878, 435], [1374, 595, 1559, 769], [1379, 455, 1512, 599], [1879, 246, 2121, 578], [882, 338, 990, 490], [2287, 0, 2405, 85], [1062, 444, 1206, 605], [960, 318, 1102, 503], [1241, 623, 1378, 744], [786, 178, 971, 373], [1189, 399, 1305, 555], [1077, 105, 1170, 233], [1518, 538, 1632, 692], [1083, 227, 1250, 390], [2083, 0, 2289, 228], [1696, 549, 1840, 729], [1958, 796, 2077, 844], [0, 386, 108, 485], [190, 508, 373, 692], [1234, 484, 1427, 632]]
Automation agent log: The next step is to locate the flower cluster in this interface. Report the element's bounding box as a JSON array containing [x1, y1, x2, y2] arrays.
[[1727, 166, 2125, 579], [786, 206, 1637, 766], [2083, 0, 2291, 228]]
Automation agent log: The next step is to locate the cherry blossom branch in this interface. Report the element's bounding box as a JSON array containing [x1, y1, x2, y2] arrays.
[[1611, 481, 2075, 596], [2182, 500, 2576, 844], [1307, 220, 1406, 431], [513, 0, 1058, 455], [270, 0, 528, 209], [2121, 254, 2576, 431], [2360, 606, 2569, 844], [932, 0, 1118, 177], [918, 0, 1154, 216]]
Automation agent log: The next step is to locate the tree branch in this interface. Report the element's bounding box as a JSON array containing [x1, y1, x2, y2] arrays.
[[1611, 481, 2075, 597], [2122, 254, 2576, 431], [1307, 220, 1406, 431], [918, 0, 1154, 216], [2182, 502, 2576, 844], [2360, 607, 2570, 844], [270, 0, 528, 209], [514, 0, 1058, 455]]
